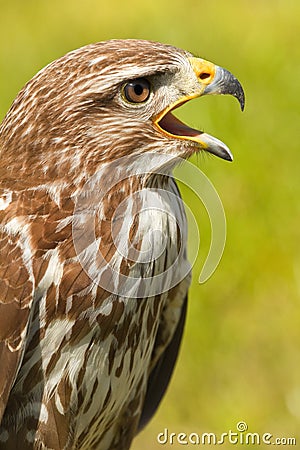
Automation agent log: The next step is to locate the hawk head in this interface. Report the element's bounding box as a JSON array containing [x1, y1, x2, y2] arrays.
[[0, 39, 244, 186]]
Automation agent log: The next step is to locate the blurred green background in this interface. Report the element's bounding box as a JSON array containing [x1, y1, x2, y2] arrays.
[[0, 0, 299, 448]]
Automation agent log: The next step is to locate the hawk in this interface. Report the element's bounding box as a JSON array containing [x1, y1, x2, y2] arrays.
[[0, 39, 244, 449]]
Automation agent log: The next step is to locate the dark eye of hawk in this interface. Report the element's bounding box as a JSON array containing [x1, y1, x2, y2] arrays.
[[123, 78, 151, 103]]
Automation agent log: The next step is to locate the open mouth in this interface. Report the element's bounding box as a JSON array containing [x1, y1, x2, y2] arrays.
[[154, 100, 234, 162], [157, 110, 203, 140]]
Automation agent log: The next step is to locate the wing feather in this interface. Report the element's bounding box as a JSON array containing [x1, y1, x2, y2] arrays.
[[138, 295, 187, 431]]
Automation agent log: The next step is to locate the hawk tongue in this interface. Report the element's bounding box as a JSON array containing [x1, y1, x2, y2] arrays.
[[158, 111, 202, 138]]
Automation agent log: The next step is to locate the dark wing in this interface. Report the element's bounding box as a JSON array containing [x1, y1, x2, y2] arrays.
[[138, 295, 187, 431]]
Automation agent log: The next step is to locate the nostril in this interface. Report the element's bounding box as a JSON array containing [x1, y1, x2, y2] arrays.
[[199, 72, 211, 80], [189, 58, 216, 84]]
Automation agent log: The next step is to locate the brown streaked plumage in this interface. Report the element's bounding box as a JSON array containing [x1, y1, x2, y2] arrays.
[[0, 39, 244, 449]]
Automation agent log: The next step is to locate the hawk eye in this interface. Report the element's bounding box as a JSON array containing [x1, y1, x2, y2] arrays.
[[123, 78, 151, 103]]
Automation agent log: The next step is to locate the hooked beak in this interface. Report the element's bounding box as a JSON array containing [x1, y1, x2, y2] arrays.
[[154, 57, 245, 161]]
